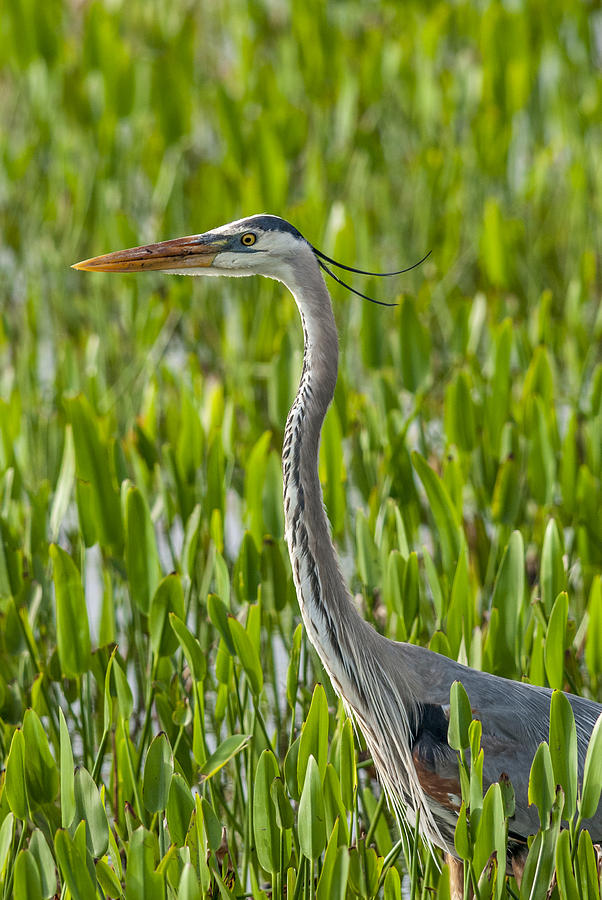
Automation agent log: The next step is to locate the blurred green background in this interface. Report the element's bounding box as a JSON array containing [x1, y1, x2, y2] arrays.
[[0, 0, 601, 895]]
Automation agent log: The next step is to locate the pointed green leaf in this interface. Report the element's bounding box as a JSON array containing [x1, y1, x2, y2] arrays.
[[412, 452, 462, 571], [73, 766, 109, 858], [448, 681, 472, 751], [544, 592, 568, 691], [149, 574, 185, 657], [286, 623, 303, 711], [124, 826, 163, 900], [59, 708, 75, 828], [13, 850, 43, 900], [528, 742, 555, 828], [125, 485, 160, 615], [23, 709, 59, 807], [298, 683, 329, 787], [143, 732, 173, 813], [28, 830, 57, 900], [253, 750, 280, 874], [54, 827, 96, 900], [199, 734, 251, 780], [178, 863, 201, 900], [580, 713, 602, 820], [549, 690, 578, 822], [51, 544, 91, 677], [541, 520, 565, 615], [167, 772, 195, 847], [5, 729, 28, 819], [298, 756, 326, 860], [228, 615, 263, 696]]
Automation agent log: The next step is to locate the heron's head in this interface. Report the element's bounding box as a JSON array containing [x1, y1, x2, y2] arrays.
[[73, 214, 429, 306], [72, 215, 312, 283]]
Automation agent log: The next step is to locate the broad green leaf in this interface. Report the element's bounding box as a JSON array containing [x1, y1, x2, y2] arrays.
[[233, 531, 261, 605], [96, 859, 123, 899], [521, 789, 562, 900], [23, 709, 59, 807], [244, 430, 271, 545], [412, 451, 462, 571], [555, 829, 579, 900], [65, 395, 123, 549], [253, 750, 280, 874], [228, 615, 263, 696], [446, 544, 472, 658], [124, 826, 163, 900], [199, 734, 251, 780], [262, 449, 284, 538], [73, 766, 109, 858], [207, 593, 236, 655], [29, 829, 58, 900], [489, 530, 524, 675], [528, 742, 555, 828], [298, 683, 329, 787], [51, 544, 91, 677], [549, 690, 577, 821], [383, 865, 402, 900], [473, 783, 505, 896], [13, 850, 43, 900], [284, 737, 301, 801], [54, 827, 96, 900], [178, 863, 201, 900], [544, 592, 568, 691], [169, 614, 206, 682], [454, 801, 470, 860], [317, 820, 349, 900], [576, 829, 599, 898], [286, 622, 303, 711], [448, 681, 472, 751], [143, 732, 173, 813], [323, 764, 348, 845], [0, 813, 14, 879], [200, 798, 222, 852], [584, 576, 602, 687], [167, 772, 195, 847], [298, 756, 326, 861], [356, 510, 379, 588], [445, 370, 477, 451], [401, 550, 420, 627], [270, 777, 294, 830], [149, 574, 185, 658], [50, 425, 75, 540], [399, 295, 430, 392], [491, 456, 521, 524], [181, 504, 202, 578], [261, 537, 288, 612], [59, 708, 75, 828], [5, 729, 28, 819], [338, 717, 356, 811], [540, 519, 565, 615], [112, 658, 133, 720], [580, 713, 602, 820], [125, 485, 160, 615]]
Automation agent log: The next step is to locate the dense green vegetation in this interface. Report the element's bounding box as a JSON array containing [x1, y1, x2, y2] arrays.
[[0, 0, 601, 896]]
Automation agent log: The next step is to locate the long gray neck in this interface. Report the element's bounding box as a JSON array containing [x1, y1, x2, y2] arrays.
[[282, 265, 377, 709]]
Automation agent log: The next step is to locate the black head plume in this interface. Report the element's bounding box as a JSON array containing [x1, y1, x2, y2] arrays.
[[311, 244, 431, 306]]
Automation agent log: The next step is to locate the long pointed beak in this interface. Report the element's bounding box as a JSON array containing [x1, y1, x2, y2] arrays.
[[72, 235, 228, 273]]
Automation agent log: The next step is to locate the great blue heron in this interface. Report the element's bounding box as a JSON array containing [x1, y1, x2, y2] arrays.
[[74, 214, 602, 892]]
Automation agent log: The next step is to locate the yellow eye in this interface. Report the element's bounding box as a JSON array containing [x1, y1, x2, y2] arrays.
[[241, 232, 256, 246]]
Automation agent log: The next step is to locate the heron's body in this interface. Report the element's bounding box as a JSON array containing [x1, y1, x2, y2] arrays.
[[74, 214, 602, 874]]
